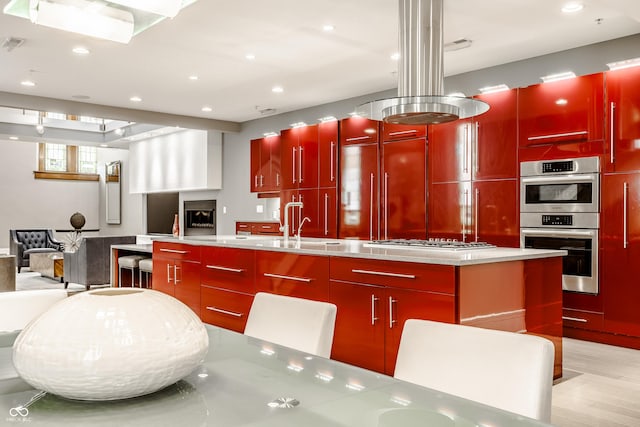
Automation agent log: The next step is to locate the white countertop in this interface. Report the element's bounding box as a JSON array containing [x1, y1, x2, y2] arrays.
[[155, 235, 566, 266]]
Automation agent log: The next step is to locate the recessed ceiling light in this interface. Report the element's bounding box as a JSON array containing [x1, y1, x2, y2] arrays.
[[390, 52, 400, 61], [562, 2, 584, 13], [201, 106, 212, 112], [272, 86, 284, 93], [9, 136, 19, 140], [189, 75, 199, 81], [245, 53, 256, 60], [319, 116, 337, 122], [72, 46, 90, 55], [541, 71, 576, 83], [21, 80, 36, 87], [479, 84, 510, 94], [323, 24, 335, 32], [130, 96, 142, 102], [290, 122, 307, 128], [100, 144, 108, 147], [607, 57, 640, 70], [263, 132, 278, 137]]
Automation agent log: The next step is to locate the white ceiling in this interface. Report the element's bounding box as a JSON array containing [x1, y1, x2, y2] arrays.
[[1, 0, 640, 125]]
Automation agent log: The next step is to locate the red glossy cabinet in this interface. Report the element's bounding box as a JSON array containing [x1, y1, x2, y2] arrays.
[[319, 187, 337, 238], [281, 125, 319, 190], [329, 257, 456, 375], [429, 181, 471, 241], [473, 89, 518, 180], [255, 251, 329, 301], [601, 173, 640, 337], [605, 66, 640, 173], [518, 72, 604, 149], [472, 180, 519, 247], [429, 118, 473, 183], [340, 116, 379, 145], [250, 135, 281, 193], [381, 122, 427, 141], [380, 137, 427, 239], [338, 142, 379, 240], [153, 242, 201, 317], [318, 120, 339, 188]]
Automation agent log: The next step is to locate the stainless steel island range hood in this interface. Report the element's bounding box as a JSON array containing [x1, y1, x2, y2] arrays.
[[357, 0, 489, 125]]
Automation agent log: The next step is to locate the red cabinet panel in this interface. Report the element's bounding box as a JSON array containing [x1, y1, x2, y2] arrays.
[[605, 66, 640, 172], [256, 251, 329, 301], [473, 180, 519, 247], [519, 73, 604, 147], [429, 119, 473, 183], [250, 135, 281, 192], [338, 143, 379, 240], [173, 260, 201, 317], [340, 116, 379, 145], [319, 120, 338, 188], [428, 181, 471, 241], [601, 172, 640, 337], [201, 286, 253, 333], [381, 122, 427, 141], [153, 242, 201, 316], [381, 138, 427, 239], [318, 188, 337, 238], [236, 221, 281, 236], [201, 246, 255, 294], [281, 125, 319, 190], [473, 89, 518, 180]]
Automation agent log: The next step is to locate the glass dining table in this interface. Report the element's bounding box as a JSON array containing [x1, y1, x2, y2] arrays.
[[0, 325, 553, 426]]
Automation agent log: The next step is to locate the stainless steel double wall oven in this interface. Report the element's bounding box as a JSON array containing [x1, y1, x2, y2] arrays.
[[520, 157, 600, 294]]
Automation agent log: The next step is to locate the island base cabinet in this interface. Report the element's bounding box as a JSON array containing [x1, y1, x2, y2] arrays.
[[153, 242, 201, 317], [201, 286, 253, 333]]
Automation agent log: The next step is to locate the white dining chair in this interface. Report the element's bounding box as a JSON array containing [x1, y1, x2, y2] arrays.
[[394, 319, 554, 423], [0, 289, 68, 332], [244, 292, 337, 358]]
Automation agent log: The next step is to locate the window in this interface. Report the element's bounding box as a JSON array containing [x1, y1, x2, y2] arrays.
[[44, 143, 67, 172], [78, 146, 97, 173]]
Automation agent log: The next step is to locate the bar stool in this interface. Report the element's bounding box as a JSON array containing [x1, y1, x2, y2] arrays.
[[138, 258, 153, 289], [118, 255, 146, 287]]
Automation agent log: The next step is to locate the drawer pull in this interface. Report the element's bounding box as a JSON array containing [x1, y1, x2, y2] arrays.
[[263, 272, 312, 283], [345, 135, 371, 142], [527, 130, 587, 141], [261, 225, 273, 229], [562, 316, 587, 323], [352, 269, 416, 279], [389, 130, 417, 136], [160, 248, 188, 254], [206, 306, 243, 317], [206, 265, 244, 273]]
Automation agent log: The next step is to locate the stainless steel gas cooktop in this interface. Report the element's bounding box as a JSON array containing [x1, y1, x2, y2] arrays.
[[363, 239, 496, 251]]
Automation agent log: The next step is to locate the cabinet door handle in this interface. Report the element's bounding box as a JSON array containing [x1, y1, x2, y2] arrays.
[[263, 272, 312, 283], [370, 173, 374, 241], [371, 294, 379, 326], [562, 316, 587, 323], [463, 123, 469, 174], [352, 269, 416, 279], [384, 172, 389, 240], [388, 296, 397, 329], [299, 145, 304, 183], [346, 136, 370, 142], [206, 306, 244, 318], [474, 187, 479, 242], [167, 264, 172, 284], [324, 192, 329, 236], [160, 248, 188, 254], [624, 182, 629, 249], [462, 188, 469, 242], [292, 147, 297, 183], [276, 173, 280, 187], [473, 122, 479, 174], [174, 265, 181, 284], [206, 265, 244, 273], [610, 102, 616, 164], [260, 175, 264, 187], [389, 130, 416, 137], [330, 141, 335, 182], [527, 130, 588, 141], [254, 175, 258, 188]]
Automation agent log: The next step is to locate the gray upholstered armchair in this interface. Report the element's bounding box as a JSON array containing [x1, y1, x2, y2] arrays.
[[63, 235, 136, 290], [10, 229, 63, 273]]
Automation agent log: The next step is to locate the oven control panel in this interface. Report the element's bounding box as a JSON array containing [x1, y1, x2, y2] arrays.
[[542, 160, 574, 173], [542, 214, 573, 226]]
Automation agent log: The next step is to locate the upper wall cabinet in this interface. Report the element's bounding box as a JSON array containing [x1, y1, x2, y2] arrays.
[[318, 120, 339, 188], [281, 125, 319, 190], [604, 66, 640, 173], [518, 73, 604, 159], [250, 135, 281, 193], [340, 116, 380, 145], [129, 130, 222, 193], [429, 118, 473, 183]]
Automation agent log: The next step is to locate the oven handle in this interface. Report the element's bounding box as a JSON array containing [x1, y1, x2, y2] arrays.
[[521, 228, 597, 239], [521, 174, 598, 185]]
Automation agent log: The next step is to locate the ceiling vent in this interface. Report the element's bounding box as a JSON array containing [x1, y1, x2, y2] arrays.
[[356, 0, 489, 125], [2, 37, 25, 52]]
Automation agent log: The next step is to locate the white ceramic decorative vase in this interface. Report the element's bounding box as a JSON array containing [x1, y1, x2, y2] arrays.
[[13, 288, 209, 401]]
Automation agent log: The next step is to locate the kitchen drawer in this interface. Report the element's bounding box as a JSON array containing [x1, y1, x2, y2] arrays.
[[381, 122, 427, 141], [153, 242, 201, 262], [235, 222, 251, 233], [330, 257, 455, 294], [201, 286, 253, 333], [563, 308, 604, 331], [256, 251, 329, 300], [253, 222, 281, 235], [201, 246, 255, 293]]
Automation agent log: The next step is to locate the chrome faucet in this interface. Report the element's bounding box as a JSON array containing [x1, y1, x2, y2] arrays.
[[297, 217, 311, 242], [280, 201, 303, 243]]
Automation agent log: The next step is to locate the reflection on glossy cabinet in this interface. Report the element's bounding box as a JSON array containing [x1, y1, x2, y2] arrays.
[[250, 135, 281, 193], [473, 180, 519, 247], [256, 251, 329, 301], [381, 138, 427, 239], [281, 125, 319, 190], [519, 73, 604, 148], [429, 119, 473, 183], [339, 142, 380, 240], [428, 181, 471, 241], [605, 66, 640, 173], [601, 173, 640, 337]]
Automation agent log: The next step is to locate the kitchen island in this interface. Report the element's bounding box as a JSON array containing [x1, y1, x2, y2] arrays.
[[151, 236, 566, 378]]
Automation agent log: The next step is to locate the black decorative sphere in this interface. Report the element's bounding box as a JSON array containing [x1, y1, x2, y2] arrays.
[[70, 212, 86, 230]]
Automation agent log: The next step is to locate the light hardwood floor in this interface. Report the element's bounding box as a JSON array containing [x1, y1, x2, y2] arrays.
[[552, 338, 640, 426]]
